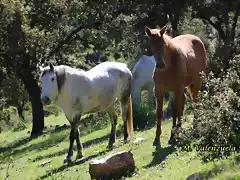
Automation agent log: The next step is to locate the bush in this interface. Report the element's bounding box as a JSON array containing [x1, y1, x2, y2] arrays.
[[132, 104, 155, 131], [0, 109, 10, 132], [12, 120, 28, 132], [179, 55, 240, 162], [0, 98, 11, 132], [80, 113, 109, 136], [44, 104, 61, 117]]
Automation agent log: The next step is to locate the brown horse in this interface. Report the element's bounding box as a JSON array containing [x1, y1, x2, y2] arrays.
[[144, 25, 206, 146]]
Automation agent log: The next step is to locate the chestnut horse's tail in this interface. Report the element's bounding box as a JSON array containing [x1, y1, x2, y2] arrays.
[[187, 84, 194, 101], [126, 95, 133, 137]]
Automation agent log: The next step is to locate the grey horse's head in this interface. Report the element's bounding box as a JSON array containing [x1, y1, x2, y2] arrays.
[[39, 63, 66, 105]]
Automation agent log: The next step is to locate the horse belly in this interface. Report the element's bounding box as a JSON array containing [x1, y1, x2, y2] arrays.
[[57, 101, 77, 123], [83, 103, 111, 114], [153, 69, 183, 92], [83, 84, 118, 114]]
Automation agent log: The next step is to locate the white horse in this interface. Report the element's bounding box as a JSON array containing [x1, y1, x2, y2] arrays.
[[131, 55, 173, 118], [39, 62, 133, 163]]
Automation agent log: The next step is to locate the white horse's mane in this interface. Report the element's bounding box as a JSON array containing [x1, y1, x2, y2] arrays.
[[57, 65, 85, 74]]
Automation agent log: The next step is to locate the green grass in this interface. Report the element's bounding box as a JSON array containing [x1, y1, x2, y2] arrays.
[[0, 112, 240, 180]]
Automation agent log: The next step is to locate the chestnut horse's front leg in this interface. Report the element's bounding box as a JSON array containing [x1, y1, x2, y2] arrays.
[[168, 94, 177, 145], [153, 90, 164, 147]]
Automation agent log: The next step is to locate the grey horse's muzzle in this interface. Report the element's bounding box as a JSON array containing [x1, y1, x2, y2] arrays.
[[41, 96, 51, 105]]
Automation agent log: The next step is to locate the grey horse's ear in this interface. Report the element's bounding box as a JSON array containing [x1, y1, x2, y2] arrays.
[[49, 62, 54, 72]]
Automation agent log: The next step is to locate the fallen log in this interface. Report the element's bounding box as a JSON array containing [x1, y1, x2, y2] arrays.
[[89, 151, 135, 180]]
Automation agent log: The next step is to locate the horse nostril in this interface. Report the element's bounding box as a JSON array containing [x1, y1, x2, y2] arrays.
[[45, 97, 50, 102], [41, 96, 50, 104]]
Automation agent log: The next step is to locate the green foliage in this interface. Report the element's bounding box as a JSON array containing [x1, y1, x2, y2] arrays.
[[43, 104, 61, 117], [190, 0, 240, 72], [133, 104, 155, 130], [80, 113, 110, 136], [12, 120, 28, 132], [180, 55, 240, 162], [0, 110, 10, 132], [0, 98, 11, 132], [0, 75, 28, 109]]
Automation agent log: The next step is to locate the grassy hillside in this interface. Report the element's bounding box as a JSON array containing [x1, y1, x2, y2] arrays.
[[0, 112, 240, 180]]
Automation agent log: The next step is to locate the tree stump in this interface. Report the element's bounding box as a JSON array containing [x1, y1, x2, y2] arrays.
[[89, 151, 135, 180]]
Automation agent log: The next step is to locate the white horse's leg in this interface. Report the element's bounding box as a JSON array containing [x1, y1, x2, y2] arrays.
[[106, 105, 118, 148], [64, 113, 82, 163], [147, 84, 154, 109], [75, 127, 83, 160]]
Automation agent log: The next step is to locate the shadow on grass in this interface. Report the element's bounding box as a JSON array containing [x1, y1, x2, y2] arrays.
[[0, 113, 97, 154], [188, 155, 240, 179], [144, 145, 176, 168], [0, 136, 32, 153], [39, 148, 113, 179], [0, 131, 68, 163], [0, 125, 70, 154], [32, 129, 123, 162]]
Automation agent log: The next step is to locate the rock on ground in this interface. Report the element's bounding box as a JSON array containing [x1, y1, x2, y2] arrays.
[[186, 173, 202, 180], [89, 151, 135, 180]]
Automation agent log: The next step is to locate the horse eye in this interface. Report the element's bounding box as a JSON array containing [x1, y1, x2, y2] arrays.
[[51, 77, 54, 82]]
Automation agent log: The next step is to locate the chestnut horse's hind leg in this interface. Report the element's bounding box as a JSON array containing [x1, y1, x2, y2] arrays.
[[187, 76, 203, 128], [176, 92, 186, 129], [169, 90, 185, 145], [187, 76, 202, 103], [107, 105, 118, 148], [153, 91, 164, 147]]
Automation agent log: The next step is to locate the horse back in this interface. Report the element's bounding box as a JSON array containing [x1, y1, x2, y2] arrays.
[[132, 55, 155, 91], [173, 34, 206, 74], [132, 55, 155, 78], [88, 62, 132, 99]]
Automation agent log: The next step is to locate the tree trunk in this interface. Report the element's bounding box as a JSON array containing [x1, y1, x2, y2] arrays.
[[5, 10, 44, 136], [19, 69, 44, 137]]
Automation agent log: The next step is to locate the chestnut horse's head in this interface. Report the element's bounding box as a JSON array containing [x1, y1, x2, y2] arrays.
[[144, 25, 167, 69]]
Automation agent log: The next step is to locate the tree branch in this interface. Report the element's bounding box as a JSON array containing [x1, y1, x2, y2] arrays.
[[206, 18, 226, 40], [230, 4, 240, 41], [40, 21, 102, 64], [0, 73, 6, 86]]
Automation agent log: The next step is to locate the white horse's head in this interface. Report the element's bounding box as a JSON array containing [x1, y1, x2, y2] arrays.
[[39, 63, 59, 105]]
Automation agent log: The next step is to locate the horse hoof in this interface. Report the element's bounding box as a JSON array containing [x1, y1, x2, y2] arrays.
[[63, 158, 72, 164], [76, 154, 83, 161], [124, 139, 130, 144], [107, 144, 114, 150]]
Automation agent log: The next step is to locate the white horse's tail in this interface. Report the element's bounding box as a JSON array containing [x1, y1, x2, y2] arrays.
[[126, 95, 133, 137]]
